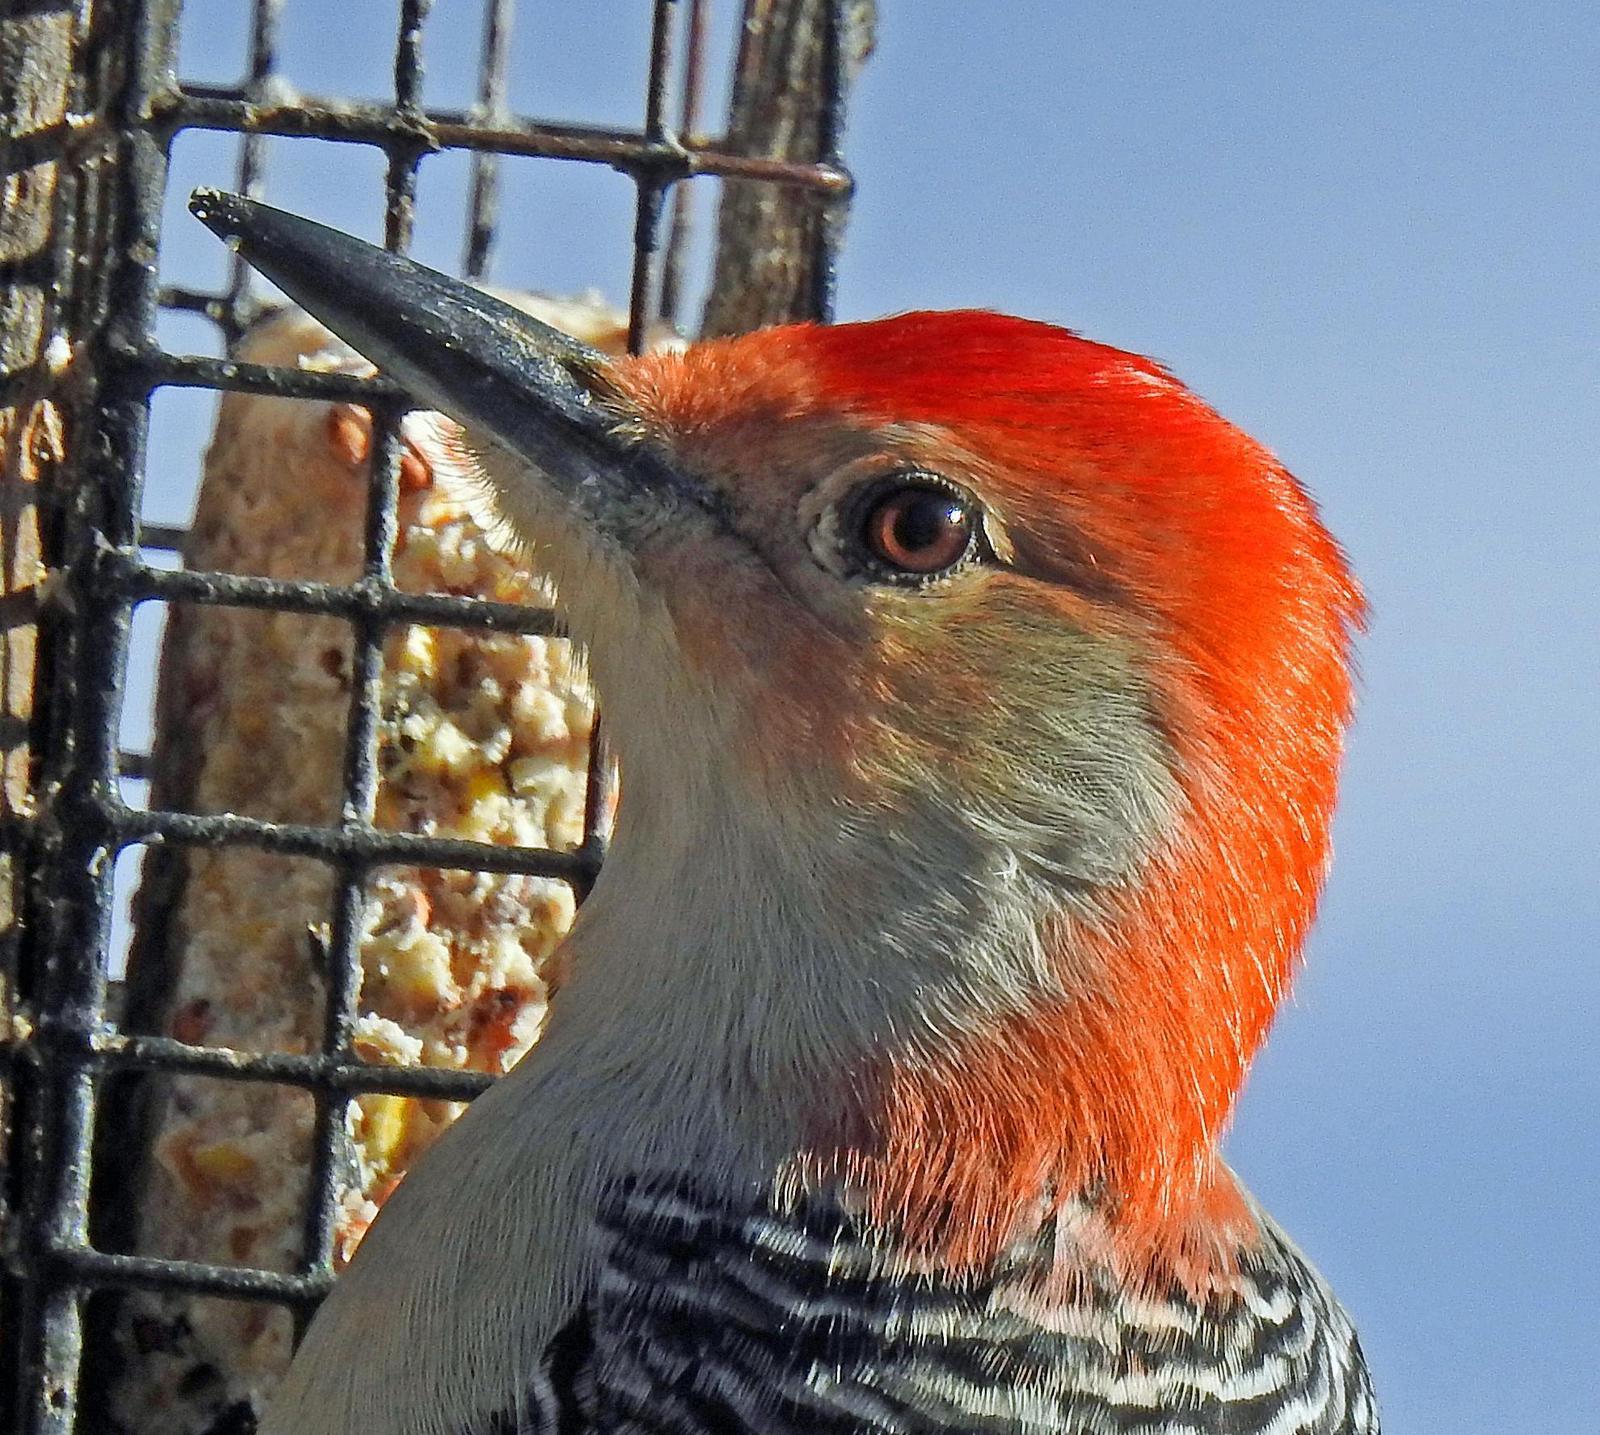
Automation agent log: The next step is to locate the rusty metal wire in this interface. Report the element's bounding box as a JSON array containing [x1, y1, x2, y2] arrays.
[[0, 2, 856, 1430]]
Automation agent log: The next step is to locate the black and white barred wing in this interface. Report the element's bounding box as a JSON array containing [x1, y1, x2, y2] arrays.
[[479, 1181, 1378, 1435]]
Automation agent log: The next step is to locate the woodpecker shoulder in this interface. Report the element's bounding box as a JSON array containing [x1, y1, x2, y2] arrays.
[[478, 1177, 1379, 1435]]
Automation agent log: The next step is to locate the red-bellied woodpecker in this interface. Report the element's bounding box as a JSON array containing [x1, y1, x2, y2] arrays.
[[192, 190, 1379, 1435]]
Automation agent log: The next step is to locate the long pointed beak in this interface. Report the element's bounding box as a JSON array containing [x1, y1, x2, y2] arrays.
[[188, 189, 706, 544]]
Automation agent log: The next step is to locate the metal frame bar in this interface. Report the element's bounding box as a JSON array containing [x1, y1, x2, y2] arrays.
[[0, 1, 856, 1429]]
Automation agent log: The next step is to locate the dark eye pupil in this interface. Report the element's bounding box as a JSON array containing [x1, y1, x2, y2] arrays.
[[895, 494, 963, 552], [859, 480, 977, 576]]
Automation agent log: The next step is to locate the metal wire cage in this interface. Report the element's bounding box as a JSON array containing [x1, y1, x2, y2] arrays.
[[0, 1, 864, 1429]]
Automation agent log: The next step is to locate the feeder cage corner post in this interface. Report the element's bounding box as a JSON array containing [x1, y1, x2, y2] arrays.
[[2, 1, 178, 1429]]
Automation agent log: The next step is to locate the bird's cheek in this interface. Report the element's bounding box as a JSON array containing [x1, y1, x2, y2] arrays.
[[633, 529, 833, 673]]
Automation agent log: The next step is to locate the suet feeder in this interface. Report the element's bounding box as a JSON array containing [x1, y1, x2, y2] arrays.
[[0, 2, 870, 1429]]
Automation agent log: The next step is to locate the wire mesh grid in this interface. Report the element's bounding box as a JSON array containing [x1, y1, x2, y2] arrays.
[[0, 1, 856, 1429]]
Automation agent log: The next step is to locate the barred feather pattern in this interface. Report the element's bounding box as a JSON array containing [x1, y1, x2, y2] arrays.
[[478, 1177, 1378, 1435]]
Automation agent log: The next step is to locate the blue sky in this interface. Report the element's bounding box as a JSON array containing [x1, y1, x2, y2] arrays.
[[145, 4, 1599, 1430]]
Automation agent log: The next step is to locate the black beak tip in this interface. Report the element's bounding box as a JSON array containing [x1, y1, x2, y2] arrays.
[[189, 187, 249, 245]]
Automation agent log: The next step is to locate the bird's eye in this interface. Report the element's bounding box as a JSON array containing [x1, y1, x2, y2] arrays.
[[858, 479, 977, 577]]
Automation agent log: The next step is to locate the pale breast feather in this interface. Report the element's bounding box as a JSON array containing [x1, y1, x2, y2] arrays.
[[473, 1178, 1378, 1435]]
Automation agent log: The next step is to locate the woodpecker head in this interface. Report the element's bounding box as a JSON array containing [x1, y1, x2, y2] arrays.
[[194, 194, 1363, 1287]]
